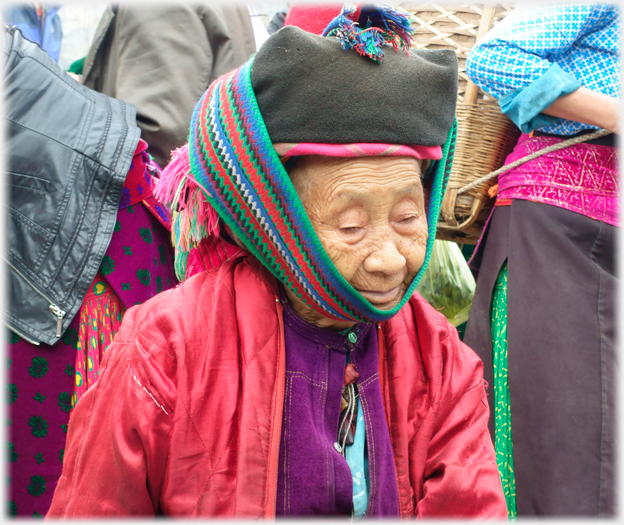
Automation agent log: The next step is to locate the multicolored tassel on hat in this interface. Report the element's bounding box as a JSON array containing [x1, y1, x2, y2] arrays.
[[322, 3, 415, 63]]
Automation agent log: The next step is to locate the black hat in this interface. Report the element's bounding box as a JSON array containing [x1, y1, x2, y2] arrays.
[[250, 21, 458, 146]]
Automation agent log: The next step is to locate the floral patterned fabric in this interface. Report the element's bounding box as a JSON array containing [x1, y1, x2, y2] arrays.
[[6, 324, 78, 518], [102, 203, 176, 309], [72, 274, 125, 406]]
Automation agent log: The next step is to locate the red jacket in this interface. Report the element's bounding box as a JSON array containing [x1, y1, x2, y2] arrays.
[[48, 255, 506, 518]]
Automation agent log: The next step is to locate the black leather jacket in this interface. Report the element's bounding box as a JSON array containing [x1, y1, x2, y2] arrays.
[[5, 26, 140, 346]]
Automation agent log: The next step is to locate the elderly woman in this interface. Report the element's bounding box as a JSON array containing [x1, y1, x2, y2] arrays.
[[47, 6, 506, 518]]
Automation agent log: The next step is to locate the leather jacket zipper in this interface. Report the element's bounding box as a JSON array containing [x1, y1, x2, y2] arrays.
[[5, 257, 66, 338]]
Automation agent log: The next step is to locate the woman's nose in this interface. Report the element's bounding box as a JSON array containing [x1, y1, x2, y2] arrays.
[[362, 235, 406, 276]]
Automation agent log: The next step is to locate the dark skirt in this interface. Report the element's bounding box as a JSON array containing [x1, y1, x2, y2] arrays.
[[464, 199, 616, 516]]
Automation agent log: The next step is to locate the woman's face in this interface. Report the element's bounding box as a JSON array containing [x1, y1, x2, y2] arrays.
[[289, 155, 428, 313]]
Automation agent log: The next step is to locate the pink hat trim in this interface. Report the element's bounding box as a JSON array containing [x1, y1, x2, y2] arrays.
[[273, 142, 442, 160]]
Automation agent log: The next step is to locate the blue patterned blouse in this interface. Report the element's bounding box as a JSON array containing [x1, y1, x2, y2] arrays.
[[466, 3, 620, 135]]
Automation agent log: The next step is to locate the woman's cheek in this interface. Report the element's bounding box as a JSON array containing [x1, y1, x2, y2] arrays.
[[315, 230, 362, 281], [403, 221, 428, 275], [326, 241, 361, 280]]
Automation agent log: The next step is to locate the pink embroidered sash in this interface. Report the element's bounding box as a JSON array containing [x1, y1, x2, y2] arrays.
[[497, 133, 619, 227]]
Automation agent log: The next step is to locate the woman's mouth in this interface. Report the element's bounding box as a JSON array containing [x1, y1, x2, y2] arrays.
[[356, 286, 401, 306]]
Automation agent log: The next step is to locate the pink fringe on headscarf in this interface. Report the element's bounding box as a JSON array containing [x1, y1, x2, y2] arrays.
[[154, 144, 248, 281], [154, 144, 221, 253]]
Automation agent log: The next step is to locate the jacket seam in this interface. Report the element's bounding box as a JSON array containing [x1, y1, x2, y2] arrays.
[[184, 274, 222, 514], [264, 298, 285, 517], [224, 263, 279, 516], [7, 109, 93, 278], [6, 118, 85, 275], [108, 99, 131, 173], [242, 325, 280, 374], [58, 99, 133, 302], [132, 338, 177, 414], [11, 50, 93, 98], [186, 269, 233, 517], [62, 168, 116, 300], [5, 117, 127, 172], [48, 157, 105, 290], [94, 92, 113, 163], [7, 207, 54, 238], [6, 311, 50, 342], [134, 327, 177, 358], [357, 372, 379, 390], [285, 370, 326, 388], [6, 181, 50, 195], [587, 220, 609, 515], [127, 339, 176, 512], [192, 435, 234, 514], [81, 6, 115, 82], [53, 98, 117, 290], [5, 170, 54, 184], [430, 323, 453, 431]]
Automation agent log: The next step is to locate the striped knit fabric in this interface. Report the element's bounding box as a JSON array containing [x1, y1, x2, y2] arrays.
[[175, 58, 456, 323]]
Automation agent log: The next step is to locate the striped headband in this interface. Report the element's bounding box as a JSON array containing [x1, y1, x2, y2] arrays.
[[158, 58, 456, 324]]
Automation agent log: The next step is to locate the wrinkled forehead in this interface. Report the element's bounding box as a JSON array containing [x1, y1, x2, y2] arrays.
[[287, 155, 426, 205]]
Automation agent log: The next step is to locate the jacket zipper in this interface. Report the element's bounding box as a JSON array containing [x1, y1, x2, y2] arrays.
[[5, 257, 66, 338]]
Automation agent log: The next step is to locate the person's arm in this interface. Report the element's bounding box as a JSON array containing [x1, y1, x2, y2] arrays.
[[415, 334, 507, 518], [466, 4, 619, 133], [542, 86, 619, 134], [47, 310, 175, 516]]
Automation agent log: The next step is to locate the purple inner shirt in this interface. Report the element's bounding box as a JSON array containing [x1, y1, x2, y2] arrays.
[[276, 292, 400, 517]]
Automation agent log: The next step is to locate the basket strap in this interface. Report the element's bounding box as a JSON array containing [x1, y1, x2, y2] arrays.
[[456, 128, 612, 195]]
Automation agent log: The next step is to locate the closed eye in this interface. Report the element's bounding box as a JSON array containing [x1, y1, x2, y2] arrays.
[[338, 225, 366, 242]]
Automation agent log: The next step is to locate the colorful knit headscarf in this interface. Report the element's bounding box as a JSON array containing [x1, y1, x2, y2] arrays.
[[156, 11, 457, 324], [157, 64, 455, 323]]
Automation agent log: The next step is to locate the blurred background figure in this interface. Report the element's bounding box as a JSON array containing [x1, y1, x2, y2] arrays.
[[78, 4, 256, 168], [249, 1, 288, 33], [4, 2, 62, 61]]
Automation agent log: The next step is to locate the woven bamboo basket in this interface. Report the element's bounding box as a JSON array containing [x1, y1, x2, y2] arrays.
[[399, 3, 521, 244]]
